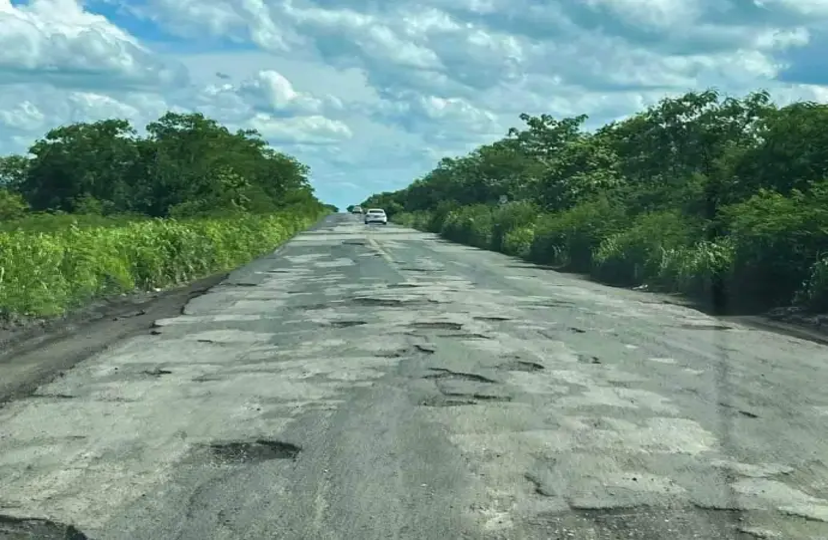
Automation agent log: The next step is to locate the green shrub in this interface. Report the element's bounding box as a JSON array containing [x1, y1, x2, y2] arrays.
[[491, 201, 541, 253], [502, 225, 536, 258], [393, 211, 432, 230], [795, 256, 828, 312], [0, 189, 29, 221], [723, 184, 828, 308], [591, 210, 699, 286], [440, 205, 494, 248], [392, 212, 416, 227], [656, 238, 735, 298], [0, 210, 321, 317], [426, 201, 459, 233], [528, 198, 625, 271]]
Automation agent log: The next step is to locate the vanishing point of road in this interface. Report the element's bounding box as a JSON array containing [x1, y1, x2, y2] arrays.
[[2, 213, 828, 539]]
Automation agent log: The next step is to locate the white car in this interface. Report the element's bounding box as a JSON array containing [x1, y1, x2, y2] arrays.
[[352, 205, 363, 214], [364, 208, 387, 225]]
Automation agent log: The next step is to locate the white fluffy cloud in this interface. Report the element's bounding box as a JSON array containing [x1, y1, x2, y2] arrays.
[[0, 0, 185, 89], [2, 0, 828, 208]]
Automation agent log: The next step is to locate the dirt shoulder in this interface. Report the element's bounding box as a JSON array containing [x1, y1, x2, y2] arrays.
[[637, 288, 828, 346], [0, 273, 227, 404]]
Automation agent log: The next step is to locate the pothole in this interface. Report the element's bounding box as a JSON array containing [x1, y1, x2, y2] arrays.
[[31, 393, 75, 399], [420, 396, 478, 407], [296, 303, 344, 311], [437, 332, 491, 339], [680, 323, 732, 331], [328, 320, 367, 328], [552, 504, 747, 539], [499, 360, 545, 372], [444, 392, 512, 402], [577, 355, 601, 364], [193, 375, 222, 383], [424, 368, 497, 383], [530, 503, 755, 539], [531, 300, 575, 307], [352, 297, 408, 307], [142, 368, 172, 377], [207, 439, 301, 464], [399, 267, 441, 272], [525, 473, 555, 496], [376, 348, 409, 358], [387, 283, 424, 289], [410, 322, 463, 331], [0, 515, 91, 539], [473, 316, 512, 321], [718, 402, 759, 418]]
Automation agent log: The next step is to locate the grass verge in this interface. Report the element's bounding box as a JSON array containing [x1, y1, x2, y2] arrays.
[[0, 210, 324, 319]]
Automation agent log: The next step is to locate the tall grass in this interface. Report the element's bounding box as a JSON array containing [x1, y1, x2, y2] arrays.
[[0, 211, 322, 317]]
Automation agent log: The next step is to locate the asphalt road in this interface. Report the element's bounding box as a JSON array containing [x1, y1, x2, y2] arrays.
[[2, 213, 828, 540]]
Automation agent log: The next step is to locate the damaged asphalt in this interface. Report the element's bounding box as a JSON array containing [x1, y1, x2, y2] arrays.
[[1, 213, 828, 539]]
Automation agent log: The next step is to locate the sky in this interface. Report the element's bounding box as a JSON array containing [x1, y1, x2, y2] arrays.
[[1, 0, 828, 210]]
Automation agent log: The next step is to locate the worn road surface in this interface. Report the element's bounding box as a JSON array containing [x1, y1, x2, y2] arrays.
[[2, 213, 828, 540]]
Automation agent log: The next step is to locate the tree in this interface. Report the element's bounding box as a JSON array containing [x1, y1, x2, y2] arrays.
[[19, 119, 139, 213], [4, 111, 324, 219], [362, 89, 828, 311], [0, 155, 29, 190]]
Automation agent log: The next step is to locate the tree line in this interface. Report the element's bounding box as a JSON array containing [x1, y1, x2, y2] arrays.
[[0, 112, 333, 223], [362, 90, 828, 314]]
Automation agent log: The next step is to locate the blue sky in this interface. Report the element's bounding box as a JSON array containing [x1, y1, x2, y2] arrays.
[[1, 0, 828, 210]]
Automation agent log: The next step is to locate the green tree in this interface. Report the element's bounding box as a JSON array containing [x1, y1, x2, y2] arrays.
[[366, 89, 828, 312], [0, 155, 29, 190], [19, 119, 139, 213]]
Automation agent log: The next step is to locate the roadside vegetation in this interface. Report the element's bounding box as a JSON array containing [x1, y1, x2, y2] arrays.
[[362, 90, 828, 314], [0, 113, 332, 318]]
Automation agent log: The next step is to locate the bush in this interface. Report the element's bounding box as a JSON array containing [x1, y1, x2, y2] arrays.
[[502, 225, 536, 258], [491, 201, 541, 253], [0, 189, 29, 221], [393, 211, 431, 230], [0, 210, 322, 317], [528, 197, 625, 271], [723, 184, 828, 309], [591, 210, 700, 286], [426, 201, 459, 233], [796, 256, 828, 312], [656, 238, 736, 299], [440, 205, 494, 248]]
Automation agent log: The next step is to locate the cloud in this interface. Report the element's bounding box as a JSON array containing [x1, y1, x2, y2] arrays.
[[235, 70, 342, 116], [2, 0, 828, 210], [246, 113, 352, 145], [0, 0, 186, 89]]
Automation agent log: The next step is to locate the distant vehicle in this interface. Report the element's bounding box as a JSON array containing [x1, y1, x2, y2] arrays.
[[364, 208, 387, 225], [352, 205, 363, 214]]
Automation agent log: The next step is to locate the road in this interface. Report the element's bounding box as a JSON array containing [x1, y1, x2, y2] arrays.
[[2, 213, 828, 539]]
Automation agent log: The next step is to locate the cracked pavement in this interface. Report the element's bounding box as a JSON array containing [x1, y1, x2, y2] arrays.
[[1, 213, 828, 539]]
